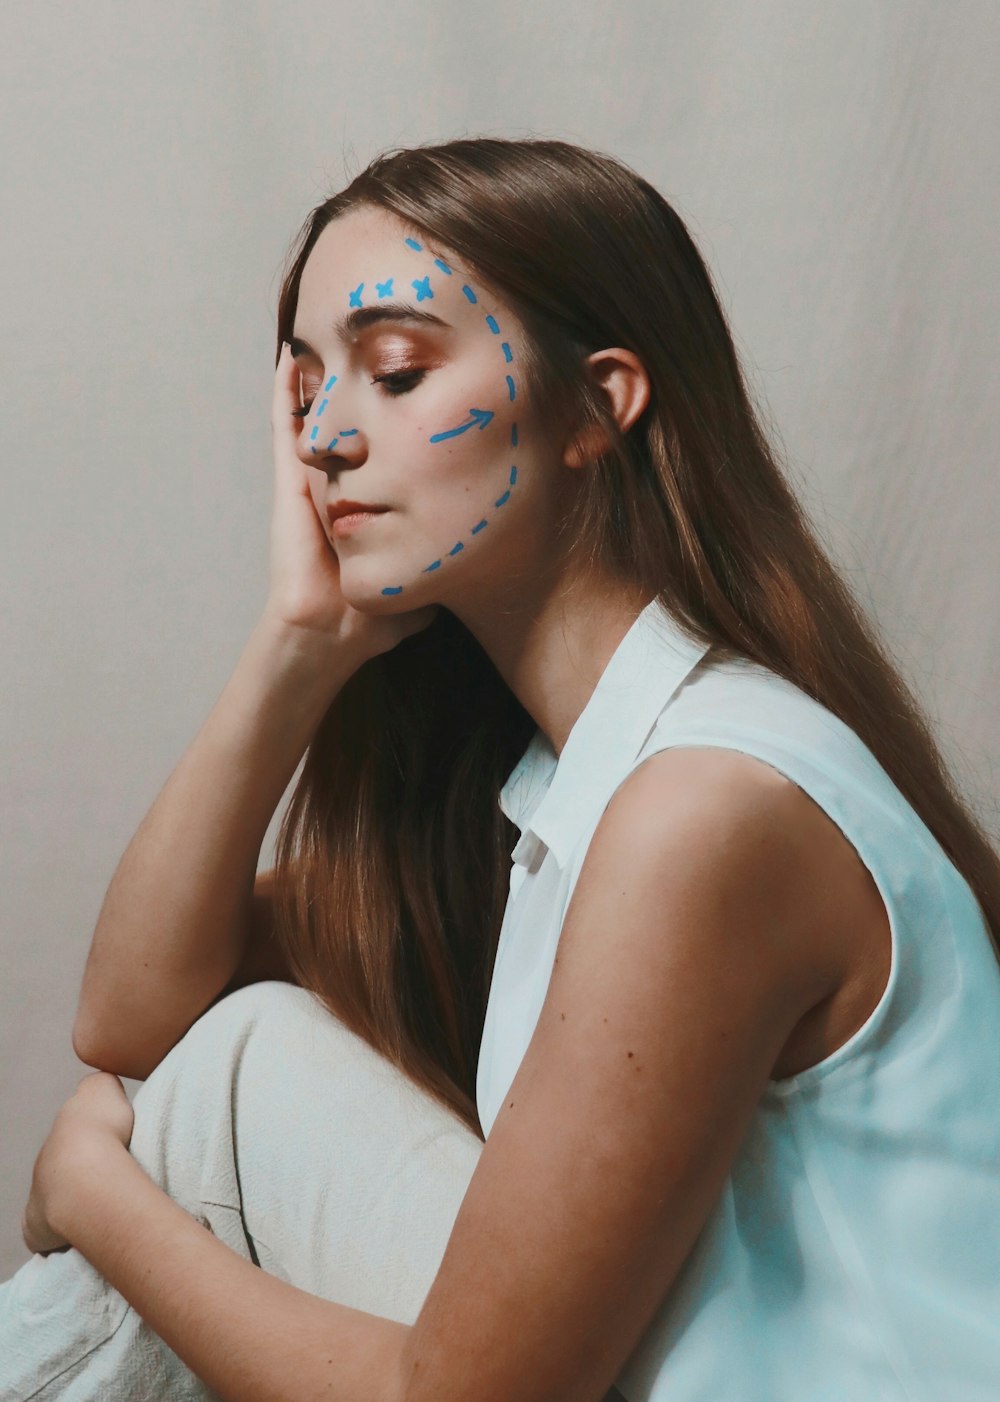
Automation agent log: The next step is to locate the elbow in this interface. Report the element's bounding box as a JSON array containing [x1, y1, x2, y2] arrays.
[[72, 1012, 154, 1081]]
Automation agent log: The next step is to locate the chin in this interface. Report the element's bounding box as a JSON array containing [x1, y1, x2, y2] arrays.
[[338, 559, 430, 612]]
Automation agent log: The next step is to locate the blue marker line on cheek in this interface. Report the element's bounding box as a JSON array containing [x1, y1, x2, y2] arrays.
[[316, 398, 329, 418], [511, 423, 519, 447], [434, 258, 452, 275], [325, 375, 338, 391], [461, 284, 478, 304], [501, 342, 513, 363], [485, 315, 500, 334], [506, 375, 516, 401]]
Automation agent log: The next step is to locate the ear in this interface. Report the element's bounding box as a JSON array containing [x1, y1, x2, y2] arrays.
[[562, 347, 651, 470]]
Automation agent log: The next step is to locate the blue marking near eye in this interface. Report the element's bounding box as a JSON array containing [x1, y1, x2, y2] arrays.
[[404, 237, 423, 251], [486, 315, 500, 334], [511, 423, 519, 447], [316, 398, 329, 417], [310, 425, 319, 441], [324, 374, 337, 391], [376, 278, 394, 298], [448, 542, 464, 556], [423, 559, 442, 571], [339, 428, 358, 436], [471, 520, 488, 534], [349, 283, 364, 308], [311, 445, 318, 454], [495, 490, 511, 507], [434, 258, 452, 275], [327, 438, 339, 451], [501, 342, 513, 363], [461, 284, 477, 303], [510, 464, 517, 484], [506, 375, 516, 400], [412, 275, 433, 302], [381, 586, 404, 595]]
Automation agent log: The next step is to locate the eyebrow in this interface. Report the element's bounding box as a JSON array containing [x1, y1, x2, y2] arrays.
[[289, 302, 450, 357]]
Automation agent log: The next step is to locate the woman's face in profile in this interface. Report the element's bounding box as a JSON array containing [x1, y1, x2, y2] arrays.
[[290, 205, 568, 615]]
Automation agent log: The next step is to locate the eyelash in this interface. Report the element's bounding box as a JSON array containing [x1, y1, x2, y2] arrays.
[[290, 369, 426, 418]]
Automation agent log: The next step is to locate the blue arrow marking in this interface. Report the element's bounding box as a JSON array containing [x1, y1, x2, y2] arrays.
[[428, 408, 494, 443]]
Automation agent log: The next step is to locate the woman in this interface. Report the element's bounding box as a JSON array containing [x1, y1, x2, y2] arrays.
[[5, 136, 999, 1400]]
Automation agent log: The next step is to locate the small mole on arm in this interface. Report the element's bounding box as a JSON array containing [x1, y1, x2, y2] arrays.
[[627, 1051, 634, 1058]]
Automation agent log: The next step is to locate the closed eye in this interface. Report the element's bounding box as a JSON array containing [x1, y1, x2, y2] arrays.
[[291, 369, 427, 419]]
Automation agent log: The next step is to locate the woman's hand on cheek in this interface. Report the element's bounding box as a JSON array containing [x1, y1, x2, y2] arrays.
[[22, 1071, 135, 1256]]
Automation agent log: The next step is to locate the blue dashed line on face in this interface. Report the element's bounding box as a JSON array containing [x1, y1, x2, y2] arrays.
[[296, 232, 522, 596]]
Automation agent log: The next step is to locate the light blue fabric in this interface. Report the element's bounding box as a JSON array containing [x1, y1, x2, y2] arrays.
[[481, 596, 1000, 1400]]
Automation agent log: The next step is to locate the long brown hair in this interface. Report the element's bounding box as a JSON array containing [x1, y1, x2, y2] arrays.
[[270, 137, 1000, 1138]]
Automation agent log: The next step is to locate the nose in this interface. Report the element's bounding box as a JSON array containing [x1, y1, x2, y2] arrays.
[[295, 395, 368, 476]]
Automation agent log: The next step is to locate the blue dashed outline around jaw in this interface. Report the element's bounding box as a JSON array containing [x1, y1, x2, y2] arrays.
[[303, 235, 520, 596]]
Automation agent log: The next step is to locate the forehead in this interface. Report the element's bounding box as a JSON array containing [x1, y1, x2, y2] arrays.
[[297, 205, 506, 337]]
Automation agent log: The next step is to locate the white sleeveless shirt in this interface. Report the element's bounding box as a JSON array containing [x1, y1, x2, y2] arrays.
[[476, 596, 1000, 1400]]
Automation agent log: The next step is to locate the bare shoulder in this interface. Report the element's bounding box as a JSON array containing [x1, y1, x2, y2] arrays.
[[594, 744, 892, 1073]]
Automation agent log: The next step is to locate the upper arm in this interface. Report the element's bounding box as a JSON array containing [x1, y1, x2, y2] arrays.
[[394, 748, 843, 1402]]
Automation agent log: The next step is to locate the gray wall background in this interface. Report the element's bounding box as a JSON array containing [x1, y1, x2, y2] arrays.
[[2, 0, 997, 1277]]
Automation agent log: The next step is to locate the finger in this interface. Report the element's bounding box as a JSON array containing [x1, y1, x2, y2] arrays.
[[271, 342, 304, 432]]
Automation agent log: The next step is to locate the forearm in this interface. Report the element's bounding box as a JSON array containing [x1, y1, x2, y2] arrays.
[[74, 610, 360, 1077], [58, 1141, 410, 1402]]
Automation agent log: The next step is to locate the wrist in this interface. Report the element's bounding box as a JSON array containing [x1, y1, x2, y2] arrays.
[[48, 1130, 133, 1246]]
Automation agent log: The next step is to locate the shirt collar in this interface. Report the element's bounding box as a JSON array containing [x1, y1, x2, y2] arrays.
[[498, 597, 713, 869]]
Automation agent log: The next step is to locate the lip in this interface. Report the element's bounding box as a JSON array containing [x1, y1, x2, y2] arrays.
[[326, 501, 391, 539], [325, 499, 389, 524]]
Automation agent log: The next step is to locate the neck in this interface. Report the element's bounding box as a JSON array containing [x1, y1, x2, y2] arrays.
[[451, 570, 656, 758]]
